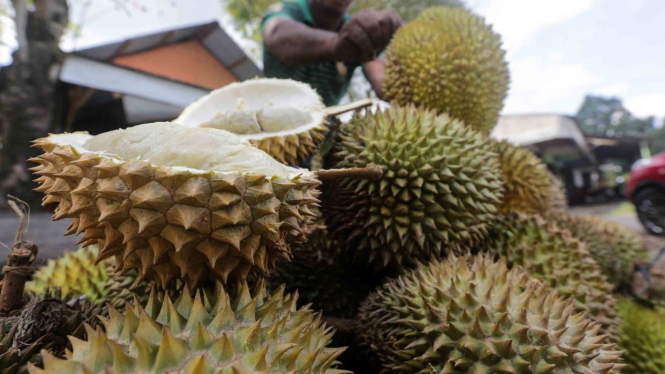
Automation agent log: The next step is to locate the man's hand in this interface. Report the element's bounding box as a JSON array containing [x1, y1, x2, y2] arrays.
[[332, 10, 403, 63]]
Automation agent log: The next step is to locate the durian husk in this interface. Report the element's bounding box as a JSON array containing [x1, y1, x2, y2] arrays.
[[383, 7, 509, 135], [483, 212, 620, 337], [356, 254, 625, 374], [325, 105, 504, 271], [493, 140, 554, 214], [29, 139, 321, 289], [546, 170, 568, 213], [0, 289, 102, 374], [268, 226, 376, 319], [30, 281, 347, 374], [27, 245, 153, 312], [550, 214, 649, 289], [618, 298, 665, 374], [250, 123, 328, 166]]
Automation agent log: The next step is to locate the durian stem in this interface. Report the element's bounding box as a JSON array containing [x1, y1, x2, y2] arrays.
[[321, 316, 355, 335], [0, 197, 37, 316], [316, 166, 383, 181], [323, 98, 373, 117]]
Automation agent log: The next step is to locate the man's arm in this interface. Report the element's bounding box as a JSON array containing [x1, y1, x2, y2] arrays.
[[263, 10, 402, 68], [364, 57, 386, 100], [263, 18, 344, 67]]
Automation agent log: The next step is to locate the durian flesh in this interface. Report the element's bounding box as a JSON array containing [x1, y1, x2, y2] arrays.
[[356, 254, 624, 374], [176, 78, 328, 165], [30, 282, 346, 374], [30, 123, 320, 289]]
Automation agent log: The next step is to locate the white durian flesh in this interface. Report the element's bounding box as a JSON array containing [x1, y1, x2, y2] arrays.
[[55, 122, 303, 178]]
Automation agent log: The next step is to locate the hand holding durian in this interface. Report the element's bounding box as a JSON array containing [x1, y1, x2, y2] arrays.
[[11, 5, 661, 374]]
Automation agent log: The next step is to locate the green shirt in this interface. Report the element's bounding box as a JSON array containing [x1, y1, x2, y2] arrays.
[[261, 0, 359, 106]]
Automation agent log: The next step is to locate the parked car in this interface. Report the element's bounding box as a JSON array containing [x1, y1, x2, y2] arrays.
[[627, 152, 665, 235]]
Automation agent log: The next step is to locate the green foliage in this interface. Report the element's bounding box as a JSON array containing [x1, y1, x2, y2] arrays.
[[649, 121, 665, 155], [577, 94, 655, 137], [225, 0, 274, 41], [351, 0, 464, 22]]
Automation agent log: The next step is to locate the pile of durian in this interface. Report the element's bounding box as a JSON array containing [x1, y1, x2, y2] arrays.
[[4, 5, 663, 374]]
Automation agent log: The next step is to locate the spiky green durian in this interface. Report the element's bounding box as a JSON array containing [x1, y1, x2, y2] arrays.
[[27, 246, 152, 312], [356, 254, 624, 374], [383, 7, 509, 134], [618, 299, 665, 373], [546, 171, 568, 213], [550, 214, 649, 289], [30, 281, 346, 374], [484, 213, 619, 336], [493, 140, 553, 214], [30, 122, 320, 289], [325, 105, 503, 271], [268, 227, 376, 318], [0, 289, 102, 374]]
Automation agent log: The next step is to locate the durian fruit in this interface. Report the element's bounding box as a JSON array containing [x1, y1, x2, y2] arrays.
[[27, 245, 152, 312], [176, 78, 371, 166], [0, 289, 102, 374], [30, 122, 320, 289], [325, 105, 504, 270], [546, 171, 568, 213], [31, 281, 347, 374], [484, 213, 619, 336], [550, 214, 649, 289], [617, 298, 665, 374], [356, 254, 624, 374], [493, 140, 553, 214], [383, 7, 509, 134], [268, 227, 376, 319]]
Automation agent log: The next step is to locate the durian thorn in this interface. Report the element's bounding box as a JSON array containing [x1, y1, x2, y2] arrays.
[[323, 97, 373, 117], [316, 166, 383, 182]]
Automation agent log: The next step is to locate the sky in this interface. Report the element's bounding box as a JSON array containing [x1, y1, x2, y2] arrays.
[[1, 0, 664, 120]]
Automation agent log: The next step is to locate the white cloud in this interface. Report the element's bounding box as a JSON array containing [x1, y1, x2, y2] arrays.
[[474, 0, 596, 57], [624, 93, 665, 118], [593, 82, 629, 96], [503, 54, 599, 114]]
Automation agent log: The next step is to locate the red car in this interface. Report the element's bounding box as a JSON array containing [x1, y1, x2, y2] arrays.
[[627, 151, 665, 235]]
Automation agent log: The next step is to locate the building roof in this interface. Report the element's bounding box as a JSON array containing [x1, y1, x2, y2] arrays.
[[58, 21, 262, 124], [491, 113, 595, 164]]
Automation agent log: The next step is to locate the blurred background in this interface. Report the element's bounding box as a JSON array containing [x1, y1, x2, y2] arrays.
[[0, 0, 664, 257]]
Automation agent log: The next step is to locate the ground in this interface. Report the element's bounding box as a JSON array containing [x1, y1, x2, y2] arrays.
[[1, 200, 663, 266]]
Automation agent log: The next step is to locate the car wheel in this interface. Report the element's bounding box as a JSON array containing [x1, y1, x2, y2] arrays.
[[634, 187, 665, 235]]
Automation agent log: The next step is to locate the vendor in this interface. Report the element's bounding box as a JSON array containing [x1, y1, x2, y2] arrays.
[[262, 0, 402, 106]]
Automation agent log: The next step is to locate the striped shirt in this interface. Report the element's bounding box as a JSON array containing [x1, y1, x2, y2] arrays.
[[261, 0, 359, 106]]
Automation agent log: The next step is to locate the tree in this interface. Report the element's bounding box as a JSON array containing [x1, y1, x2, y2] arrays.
[[351, 0, 463, 22], [576, 95, 654, 137], [649, 120, 665, 156], [0, 0, 69, 206]]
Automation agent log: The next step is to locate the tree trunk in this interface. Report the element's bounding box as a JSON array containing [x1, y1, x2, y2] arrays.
[[0, 0, 69, 206]]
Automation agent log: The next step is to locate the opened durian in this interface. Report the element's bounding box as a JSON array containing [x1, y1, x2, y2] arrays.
[[30, 122, 321, 289], [356, 254, 624, 374], [0, 289, 102, 374], [493, 140, 554, 214], [31, 281, 346, 374], [176, 78, 371, 166], [27, 246, 153, 312], [383, 7, 509, 134], [550, 214, 649, 289], [484, 213, 619, 336], [617, 298, 665, 374], [325, 105, 504, 270]]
